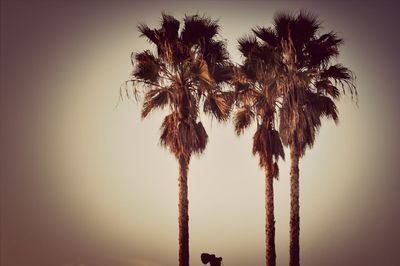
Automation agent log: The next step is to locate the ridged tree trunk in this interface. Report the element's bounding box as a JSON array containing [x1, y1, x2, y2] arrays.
[[265, 162, 276, 266], [178, 155, 189, 266], [289, 144, 300, 266]]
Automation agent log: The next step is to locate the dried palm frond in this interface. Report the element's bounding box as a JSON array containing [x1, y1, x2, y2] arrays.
[[291, 10, 319, 50], [192, 121, 208, 154], [212, 63, 234, 83], [252, 26, 277, 47], [305, 32, 342, 67], [238, 35, 259, 57], [204, 40, 230, 65], [234, 106, 254, 135], [203, 93, 231, 121], [273, 12, 293, 41], [252, 125, 285, 169], [315, 79, 340, 99], [160, 13, 180, 41], [134, 50, 161, 82], [141, 87, 173, 118], [138, 24, 159, 45], [191, 59, 214, 86], [181, 14, 220, 45]]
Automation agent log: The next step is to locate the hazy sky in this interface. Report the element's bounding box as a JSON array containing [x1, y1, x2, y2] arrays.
[[1, 1, 400, 266]]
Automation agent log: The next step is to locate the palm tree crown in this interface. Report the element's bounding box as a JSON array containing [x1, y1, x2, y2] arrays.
[[234, 33, 285, 174], [129, 13, 233, 161], [251, 11, 357, 153]]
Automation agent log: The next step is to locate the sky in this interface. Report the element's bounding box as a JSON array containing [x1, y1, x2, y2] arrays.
[[1, 0, 400, 266]]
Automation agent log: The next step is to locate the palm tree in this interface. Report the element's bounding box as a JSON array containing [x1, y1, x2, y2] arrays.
[[252, 11, 356, 266], [233, 33, 285, 266], [126, 13, 233, 266]]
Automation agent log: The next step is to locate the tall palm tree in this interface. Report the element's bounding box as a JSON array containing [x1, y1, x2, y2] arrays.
[[126, 13, 233, 266], [252, 11, 357, 266], [233, 33, 285, 266]]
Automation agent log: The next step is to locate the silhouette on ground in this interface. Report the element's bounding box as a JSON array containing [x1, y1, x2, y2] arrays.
[[201, 253, 222, 266]]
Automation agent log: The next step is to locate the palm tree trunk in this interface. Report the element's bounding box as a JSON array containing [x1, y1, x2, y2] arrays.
[[178, 155, 189, 266], [265, 162, 276, 266], [289, 144, 300, 266]]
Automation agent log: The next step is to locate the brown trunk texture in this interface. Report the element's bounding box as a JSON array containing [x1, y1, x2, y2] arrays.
[[289, 145, 300, 266], [265, 163, 276, 266], [178, 156, 189, 266]]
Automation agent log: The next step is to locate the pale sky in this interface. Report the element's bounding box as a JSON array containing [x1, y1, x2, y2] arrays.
[[1, 1, 400, 266]]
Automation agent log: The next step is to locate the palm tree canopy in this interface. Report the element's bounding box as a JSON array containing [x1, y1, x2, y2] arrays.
[[250, 11, 356, 156], [233, 33, 285, 178], [128, 13, 234, 161]]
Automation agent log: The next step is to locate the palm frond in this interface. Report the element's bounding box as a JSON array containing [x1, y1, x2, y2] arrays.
[[320, 64, 357, 98], [252, 26, 277, 47], [191, 59, 214, 85], [234, 80, 251, 93], [237, 35, 258, 58], [273, 11, 294, 40], [292, 10, 319, 47], [171, 40, 190, 64], [252, 125, 267, 156], [181, 14, 219, 45], [271, 129, 285, 160], [203, 93, 232, 121], [134, 50, 161, 82], [160, 113, 179, 157], [138, 23, 159, 45], [141, 87, 172, 118], [272, 162, 279, 179], [258, 43, 277, 66], [318, 32, 343, 47], [211, 63, 233, 83], [311, 94, 339, 123], [204, 40, 230, 65], [252, 126, 285, 168], [315, 79, 340, 99], [191, 121, 208, 154], [160, 115, 203, 159], [234, 106, 254, 135], [161, 13, 180, 41], [321, 64, 350, 80], [306, 31, 342, 66]]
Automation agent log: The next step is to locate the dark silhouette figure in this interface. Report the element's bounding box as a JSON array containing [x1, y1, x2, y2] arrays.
[[201, 253, 222, 266]]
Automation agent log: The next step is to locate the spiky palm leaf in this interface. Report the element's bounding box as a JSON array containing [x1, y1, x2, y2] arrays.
[[234, 105, 254, 135], [160, 113, 209, 158], [141, 87, 174, 118], [181, 14, 219, 45], [252, 26, 277, 47], [203, 92, 232, 121], [134, 50, 161, 82]]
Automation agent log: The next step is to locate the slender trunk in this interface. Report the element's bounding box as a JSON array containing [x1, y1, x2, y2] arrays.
[[265, 162, 276, 266], [289, 144, 300, 266], [178, 156, 189, 266]]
